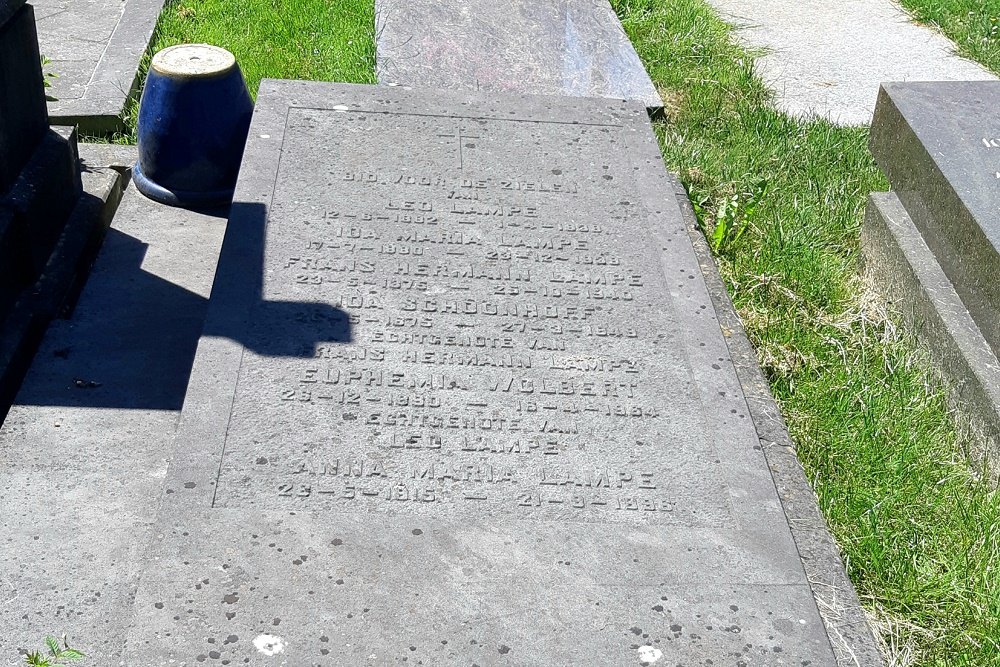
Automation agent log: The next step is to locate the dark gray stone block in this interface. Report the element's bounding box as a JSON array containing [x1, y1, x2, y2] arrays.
[[0, 3, 47, 193], [870, 82, 1000, 358], [35, 0, 167, 133], [0, 0, 27, 29], [376, 0, 664, 114], [0, 140, 123, 422], [0, 127, 82, 290], [863, 191, 1000, 452], [117, 81, 846, 664]]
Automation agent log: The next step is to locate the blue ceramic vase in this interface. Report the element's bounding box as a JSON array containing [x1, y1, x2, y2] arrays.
[[134, 44, 254, 208]]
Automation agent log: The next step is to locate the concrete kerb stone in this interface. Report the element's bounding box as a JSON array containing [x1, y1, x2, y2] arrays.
[[675, 177, 886, 666], [38, 0, 167, 134]]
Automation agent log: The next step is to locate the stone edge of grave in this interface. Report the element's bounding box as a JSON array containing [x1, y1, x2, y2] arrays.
[[862, 191, 1000, 457], [46, 0, 166, 135], [0, 139, 126, 422], [674, 177, 887, 666]]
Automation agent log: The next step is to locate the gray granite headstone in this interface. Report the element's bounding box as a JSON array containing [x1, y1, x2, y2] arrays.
[[376, 0, 664, 114], [870, 82, 1000, 357], [121, 81, 841, 664]]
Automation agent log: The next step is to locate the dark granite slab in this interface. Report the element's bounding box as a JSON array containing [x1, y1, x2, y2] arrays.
[[33, 0, 167, 133], [0, 0, 26, 29], [0, 135, 123, 423], [0, 150, 228, 659], [870, 81, 1000, 358], [0, 3, 47, 193], [376, 0, 664, 114], [118, 81, 839, 664]]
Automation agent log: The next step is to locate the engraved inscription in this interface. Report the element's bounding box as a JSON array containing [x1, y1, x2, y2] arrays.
[[214, 108, 733, 526]]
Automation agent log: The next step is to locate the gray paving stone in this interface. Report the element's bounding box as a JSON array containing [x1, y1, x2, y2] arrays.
[[117, 81, 851, 664], [0, 147, 228, 662], [862, 191, 1000, 455], [704, 0, 995, 125], [33, 0, 167, 133], [870, 82, 1000, 359], [376, 0, 663, 114]]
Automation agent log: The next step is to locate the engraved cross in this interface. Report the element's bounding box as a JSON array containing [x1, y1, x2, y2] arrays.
[[437, 125, 482, 169]]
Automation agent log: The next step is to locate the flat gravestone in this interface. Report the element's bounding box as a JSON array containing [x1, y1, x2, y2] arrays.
[[870, 81, 1000, 356], [33, 0, 166, 132], [125, 81, 838, 664], [376, 0, 664, 114]]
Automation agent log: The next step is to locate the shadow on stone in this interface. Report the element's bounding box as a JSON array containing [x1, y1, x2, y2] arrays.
[[200, 201, 353, 358], [14, 227, 208, 410], [15, 200, 351, 412]]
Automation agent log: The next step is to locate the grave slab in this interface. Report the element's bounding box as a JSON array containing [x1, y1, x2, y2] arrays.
[[870, 82, 1000, 359], [33, 0, 167, 133], [375, 0, 663, 114], [0, 145, 229, 661], [117, 81, 855, 664]]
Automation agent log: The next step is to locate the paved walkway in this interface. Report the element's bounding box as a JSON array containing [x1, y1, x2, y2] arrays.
[[705, 0, 996, 125]]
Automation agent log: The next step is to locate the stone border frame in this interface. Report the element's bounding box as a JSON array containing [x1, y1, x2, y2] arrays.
[[672, 177, 885, 666]]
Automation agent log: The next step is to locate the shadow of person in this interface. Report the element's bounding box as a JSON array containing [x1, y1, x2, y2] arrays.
[[201, 200, 353, 358]]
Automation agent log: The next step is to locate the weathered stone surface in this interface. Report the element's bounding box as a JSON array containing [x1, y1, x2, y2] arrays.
[[678, 178, 884, 667], [862, 191, 1000, 453], [376, 0, 663, 113], [0, 148, 228, 659], [118, 81, 843, 664], [33, 0, 167, 132], [870, 82, 1000, 358], [0, 2, 47, 192]]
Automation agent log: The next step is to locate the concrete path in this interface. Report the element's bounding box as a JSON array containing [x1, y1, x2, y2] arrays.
[[705, 0, 996, 125]]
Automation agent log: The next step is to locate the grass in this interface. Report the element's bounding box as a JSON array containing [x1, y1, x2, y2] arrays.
[[896, 0, 1000, 74], [104, 0, 375, 142], [611, 0, 1000, 664]]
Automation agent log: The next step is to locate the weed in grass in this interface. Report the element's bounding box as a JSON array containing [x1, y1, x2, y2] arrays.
[[21, 636, 84, 666], [613, 0, 1000, 663]]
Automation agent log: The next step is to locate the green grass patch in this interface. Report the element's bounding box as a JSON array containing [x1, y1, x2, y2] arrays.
[[611, 0, 1000, 663], [104, 0, 375, 142], [896, 0, 1000, 74]]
